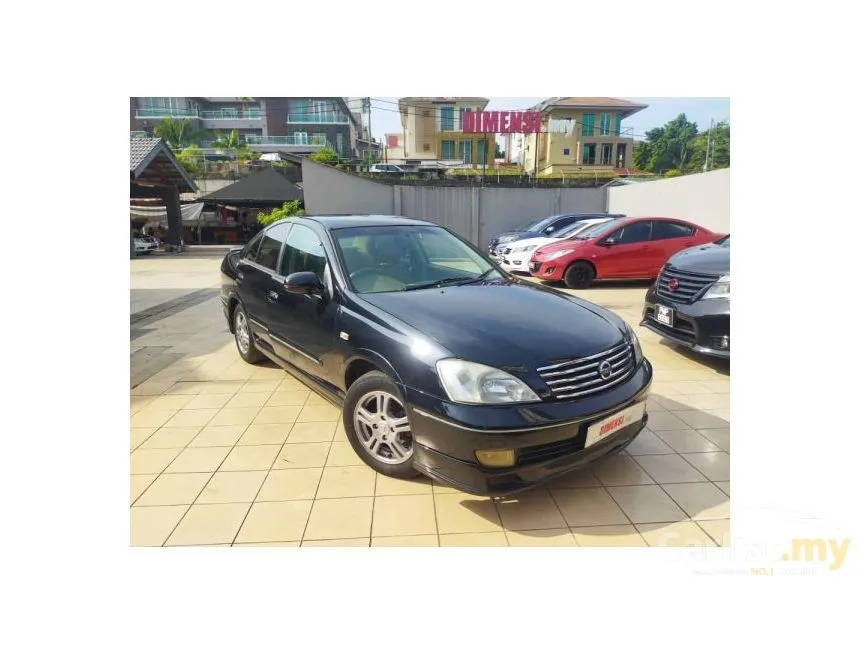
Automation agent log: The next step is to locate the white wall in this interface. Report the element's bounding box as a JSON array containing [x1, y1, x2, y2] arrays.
[[607, 168, 730, 234]]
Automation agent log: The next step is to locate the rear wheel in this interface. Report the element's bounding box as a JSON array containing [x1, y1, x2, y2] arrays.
[[563, 261, 595, 289], [233, 302, 263, 364]]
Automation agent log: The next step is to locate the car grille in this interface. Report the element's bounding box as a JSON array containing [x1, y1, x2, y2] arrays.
[[537, 342, 635, 400], [656, 266, 719, 304], [502, 247, 512, 255], [530, 261, 542, 272]]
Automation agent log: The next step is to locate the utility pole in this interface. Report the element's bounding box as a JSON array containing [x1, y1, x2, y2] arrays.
[[703, 117, 713, 172], [364, 97, 373, 167]]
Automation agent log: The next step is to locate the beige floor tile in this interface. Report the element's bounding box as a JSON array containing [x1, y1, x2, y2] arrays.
[[625, 429, 675, 456], [371, 535, 439, 547], [550, 487, 629, 527], [164, 382, 207, 396], [225, 392, 273, 408], [654, 429, 721, 454], [649, 394, 695, 412], [272, 443, 331, 469], [200, 382, 245, 395], [710, 408, 731, 422], [165, 446, 231, 473], [683, 393, 731, 410], [332, 420, 348, 442], [131, 505, 189, 546], [431, 480, 464, 494], [130, 395, 156, 415], [697, 429, 730, 452], [302, 538, 370, 547], [188, 425, 247, 448], [326, 442, 365, 467], [146, 394, 196, 412], [440, 532, 508, 546], [696, 519, 731, 546], [297, 405, 340, 423], [682, 452, 730, 481], [672, 410, 729, 430], [701, 381, 730, 394], [276, 378, 310, 392], [165, 502, 251, 546], [208, 407, 261, 426], [253, 405, 303, 425], [714, 481, 730, 495], [372, 494, 437, 537], [636, 521, 716, 547], [239, 380, 281, 393], [131, 380, 175, 396], [304, 497, 374, 540], [646, 411, 690, 431], [287, 420, 337, 443], [238, 423, 292, 446], [268, 390, 311, 407], [434, 493, 503, 534], [572, 524, 647, 547], [197, 471, 267, 504], [130, 447, 182, 474], [184, 392, 234, 410], [634, 454, 709, 483], [219, 444, 280, 472], [316, 465, 377, 498], [506, 528, 577, 547], [374, 475, 434, 496], [134, 472, 211, 506], [130, 427, 159, 451], [248, 368, 285, 380], [234, 500, 313, 543], [139, 426, 202, 450], [130, 408, 177, 429], [304, 392, 330, 406], [233, 542, 300, 547], [607, 485, 687, 524], [130, 473, 157, 505], [256, 468, 323, 501], [664, 381, 712, 395], [547, 467, 602, 489], [663, 482, 729, 520], [496, 490, 567, 531], [592, 455, 655, 486], [163, 408, 218, 428]]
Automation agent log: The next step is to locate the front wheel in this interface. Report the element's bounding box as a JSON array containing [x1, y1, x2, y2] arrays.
[[563, 261, 596, 289], [343, 371, 419, 479]]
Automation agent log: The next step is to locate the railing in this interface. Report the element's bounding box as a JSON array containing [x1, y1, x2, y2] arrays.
[[200, 108, 262, 120], [135, 107, 200, 118], [286, 113, 348, 124], [245, 135, 327, 146]]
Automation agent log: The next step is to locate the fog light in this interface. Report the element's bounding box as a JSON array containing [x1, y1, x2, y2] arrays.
[[544, 265, 555, 274], [475, 449, 516, 468], [713, 336, 729, 350]]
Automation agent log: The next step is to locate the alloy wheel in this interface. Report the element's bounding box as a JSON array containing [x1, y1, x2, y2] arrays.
[[353, 391, 413, 464], [235, 310, 250, 355]]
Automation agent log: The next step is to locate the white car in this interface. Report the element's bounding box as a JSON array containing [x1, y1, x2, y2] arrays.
[[369, 164, 407, 173], [134, 233, 159, 254], [498, 218, 611, 273]]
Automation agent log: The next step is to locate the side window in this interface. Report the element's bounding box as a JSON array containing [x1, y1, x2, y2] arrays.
[[651, 221, 694, 240], [243, 232, 264, 261], [255, 223, 290, 271], [280, 225, 327, 281], [615, 221, 652, 245]]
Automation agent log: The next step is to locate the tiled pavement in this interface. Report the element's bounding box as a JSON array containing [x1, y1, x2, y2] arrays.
[[131, 261, 729, 547]]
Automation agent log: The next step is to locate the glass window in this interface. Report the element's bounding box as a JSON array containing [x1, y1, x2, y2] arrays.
[[459, 140, 472, 163], [280, 224, 327, 280], [599, 113, 611, 135], [563, 148, 570, 156], [615, 115, 623, 136], [441, 140, 455, 159], [582, 113, 595, 136], [440, 106, 455, 131], [476, 140, 486, 165], [575, 219, 618, 240], [614, 221, 652, 245], [717, 235, 730, 247], [651, 221, 694, 240], [243, 232, 264, 261], [255, 223, 290, 271]]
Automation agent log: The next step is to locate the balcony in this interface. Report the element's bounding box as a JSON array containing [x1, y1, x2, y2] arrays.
[[135, 107, 200, 119], [286, 113, 349, 124], [245, 135, 327, 146], [200, 108, 262, 120]]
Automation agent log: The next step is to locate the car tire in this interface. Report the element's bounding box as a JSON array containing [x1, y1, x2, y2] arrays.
[[343, 371, 420, 479], [563, 261, 595, 289], [233, 302, 264, 364]]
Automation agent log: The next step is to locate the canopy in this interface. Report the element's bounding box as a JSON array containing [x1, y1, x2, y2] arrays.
[[130, 202, 205, 224]]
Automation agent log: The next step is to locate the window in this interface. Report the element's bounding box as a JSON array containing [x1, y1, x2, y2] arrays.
[[614, 221, 652, 245], [280, 225, 327, 280], [582, 113, 595, 136], [563, 148, 570, 156], [441, 140, 455, 159], [459, 140, 472, 163], [601, 144, 613, 165], [458, 107, 471, 130], [243, 232, 264, 261], [336, 133, 344, 155], [440, 106, 454, 131], [294, 131, 308, 144], [615, 115, 623, 136], [651, 221, 695, 240], [476, 140, 486, 165], [582, 143, 596, 165], [599, 113, 611, 136], [254, 223, 290, 271]]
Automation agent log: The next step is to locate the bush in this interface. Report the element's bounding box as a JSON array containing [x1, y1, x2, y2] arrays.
[[256, 200, 304, 226], [310, 147, 339, 165], [665, 169, 683, 178]]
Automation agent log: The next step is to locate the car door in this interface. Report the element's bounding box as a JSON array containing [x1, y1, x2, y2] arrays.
[[266, 223, 337, 380], [649, 220, 697, 274], [595, 220, 653, 278], [234, 230, 272, 330]]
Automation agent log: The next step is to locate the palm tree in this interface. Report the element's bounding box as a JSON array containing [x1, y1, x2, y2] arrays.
[[152, 117, 200, 149], [212, 129, 247, 153]]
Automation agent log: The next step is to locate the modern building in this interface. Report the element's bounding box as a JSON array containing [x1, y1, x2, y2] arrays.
[[395, 97, 497, 166], [521, 97, 647, 176], [130, 97, 362, 158]]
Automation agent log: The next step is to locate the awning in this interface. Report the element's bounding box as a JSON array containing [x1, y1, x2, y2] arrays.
[[130, 202, 205, 223]]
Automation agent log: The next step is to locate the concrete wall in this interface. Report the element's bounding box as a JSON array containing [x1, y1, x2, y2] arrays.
[[606, 168, 730, 234], [302, 159, 605, 247]]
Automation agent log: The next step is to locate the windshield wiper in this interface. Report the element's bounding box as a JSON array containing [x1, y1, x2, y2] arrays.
[[461, 268, 497, 284], [402, 276, 473, 291]]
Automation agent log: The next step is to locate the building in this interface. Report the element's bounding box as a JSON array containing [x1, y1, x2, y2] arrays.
[[130, 97, 362, 158], [396, 97, 497, 166], [521, 97, 647, 176]]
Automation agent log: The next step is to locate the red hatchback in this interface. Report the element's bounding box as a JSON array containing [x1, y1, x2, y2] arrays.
[[528, 217, 722, 289]]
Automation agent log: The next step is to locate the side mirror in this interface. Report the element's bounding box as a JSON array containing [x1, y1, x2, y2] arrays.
[[545, 226, 555, 233], [602, 237, 617, 246], [284, 271, 323, 294]]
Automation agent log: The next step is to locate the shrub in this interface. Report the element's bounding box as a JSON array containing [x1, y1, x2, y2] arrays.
[[310, 147, 339, 165], [665, 169, 683, 178], [256, 200, 304, 226]]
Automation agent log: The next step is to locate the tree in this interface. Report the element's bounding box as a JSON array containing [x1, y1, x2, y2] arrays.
[[212, 129, 247, 153], [494, 141, 504, 159], [633, 114, 699, 173], [686, 121, 730, 171], [153, 117, 200, 149], [256, 200, 304, 227], [310, 147, 339, 165], [177, 144, 204, 175]]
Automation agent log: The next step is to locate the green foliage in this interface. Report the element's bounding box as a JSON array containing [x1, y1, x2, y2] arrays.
[[213, 129, 247, 151], [494, 142, 503, 158], [686, 120, 730, 171], [633, 114, 699, 173], [177, 144, 204, 175], [664, 169, 683, 178], [256, 200, 304, 227], [153, 118, 201, 148], [310, 147, 339, 164]]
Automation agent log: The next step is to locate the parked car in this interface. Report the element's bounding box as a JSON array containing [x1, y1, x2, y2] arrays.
[[640, 234, 730, 358], [220, 214, 653, 496], [528, 217, 722, 289], [133, 233, 159, 254], [369, 164, 407, 173], [488, 213, 625, 257], [499, 218, 612, 273]]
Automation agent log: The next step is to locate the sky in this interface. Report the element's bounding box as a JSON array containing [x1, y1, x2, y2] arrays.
[[366, 97, 730, 148]]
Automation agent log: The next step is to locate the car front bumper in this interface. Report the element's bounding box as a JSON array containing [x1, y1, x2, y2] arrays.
[[404, 359, 652, 496], [640, 285, 730, 358], [501, 251, 533, 272], [527, 257, 567, 281]]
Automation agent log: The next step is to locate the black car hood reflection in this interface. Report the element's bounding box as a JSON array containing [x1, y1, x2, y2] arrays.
[[667, 242, 730, 274], [358, 280, 624, 369]]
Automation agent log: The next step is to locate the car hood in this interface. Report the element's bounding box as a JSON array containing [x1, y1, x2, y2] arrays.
[[666, 243, 730, 274], [358, 280, 625, 369], [532, 238, 591, 257], [507, 236, 556, 251], [493, 231, 543, 245]]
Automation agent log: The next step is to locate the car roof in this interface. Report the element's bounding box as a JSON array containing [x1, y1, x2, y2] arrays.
[[299, 214, 437, 230]]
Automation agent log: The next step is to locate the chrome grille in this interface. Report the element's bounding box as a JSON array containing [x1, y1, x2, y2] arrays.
[[657, 266, 719, 304], [537, 342, 635, 400]]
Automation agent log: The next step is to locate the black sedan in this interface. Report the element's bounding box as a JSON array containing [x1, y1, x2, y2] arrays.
[[641, 235, 730, 358], [488, 212, 625, 257], [220, 214, 652, 496]]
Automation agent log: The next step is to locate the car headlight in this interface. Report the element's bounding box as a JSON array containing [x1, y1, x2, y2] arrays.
[[702, 275, 730, 299], [625, 322, 644, 364], [518, 245, 537, 253], [544, 249, 576, 261], [436, 359, 540, 404]]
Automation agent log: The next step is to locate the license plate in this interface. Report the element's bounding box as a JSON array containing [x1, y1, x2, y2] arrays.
[[584, 402, 646, 449], [656, 304, 674, 327]]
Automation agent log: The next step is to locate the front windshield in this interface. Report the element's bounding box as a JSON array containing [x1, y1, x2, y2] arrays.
[[550, 221, 588, 238], [516, 219, 540, 232], [716, 235, 730, 247], [573, 219, 618, 240], [526, 216, 556, 232], [333, 225, 502, 294]]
